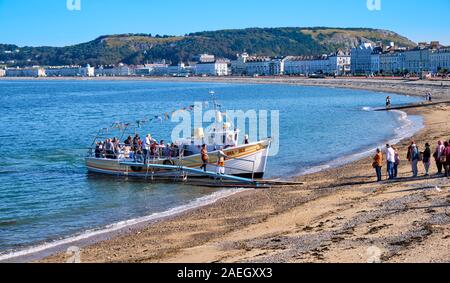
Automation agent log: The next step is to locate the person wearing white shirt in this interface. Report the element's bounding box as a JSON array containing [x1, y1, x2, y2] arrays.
[[385, 144, 396, 180]]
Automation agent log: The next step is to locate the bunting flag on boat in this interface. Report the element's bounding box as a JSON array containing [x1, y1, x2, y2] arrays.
[[105, 93, 218, 132]]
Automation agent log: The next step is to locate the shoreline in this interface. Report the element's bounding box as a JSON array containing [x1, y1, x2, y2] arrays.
[[2, 78, 449, 263]]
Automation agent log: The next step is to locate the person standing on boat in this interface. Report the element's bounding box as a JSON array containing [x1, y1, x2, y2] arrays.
[[144, 134, 152, 162], [216, 148, 227, 175], [200, 144, 209, 172], [373, 148, 383, 182]]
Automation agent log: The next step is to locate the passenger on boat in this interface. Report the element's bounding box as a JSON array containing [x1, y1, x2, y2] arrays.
[[95, 142, 102, 158], [216, 147, 227, 175], [163, 143, 172, 158], [200, 144, 208, 172], [124, 136, 133, 147], [133, 134, 140, 151], [105, 138, 115, 159], [150, 140, 159, 159], [144, 134, 153, 163]]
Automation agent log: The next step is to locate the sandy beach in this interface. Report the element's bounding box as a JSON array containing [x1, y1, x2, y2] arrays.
[[26, 78, 449, 263]]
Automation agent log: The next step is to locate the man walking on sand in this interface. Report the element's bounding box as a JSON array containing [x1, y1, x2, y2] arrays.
[[386, 144, 396, 180]]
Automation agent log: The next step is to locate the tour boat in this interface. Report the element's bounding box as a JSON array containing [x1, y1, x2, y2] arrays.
[[85, 110, 272, 181]]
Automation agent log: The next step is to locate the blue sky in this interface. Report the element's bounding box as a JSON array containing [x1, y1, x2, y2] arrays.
[[0, 0, 449, 47]]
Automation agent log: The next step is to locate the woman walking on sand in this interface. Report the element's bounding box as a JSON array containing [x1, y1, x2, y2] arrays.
[[373, 148, 383, 182], [444, 141, 450, 177], [422, 143, 431, 176], [434, 141, 445, 175], [393, 146, 400, 178], [409, 143, 421, 177]]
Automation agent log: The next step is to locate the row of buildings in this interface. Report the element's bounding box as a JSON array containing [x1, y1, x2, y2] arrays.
[[351, 41, 450, 75], [1, 43, 449, 78]]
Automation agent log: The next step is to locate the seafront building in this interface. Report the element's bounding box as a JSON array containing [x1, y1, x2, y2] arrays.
[[380, 50, 406, 74], [0, 68, 5, 77], [283, 51, 350, 76], [430, 47, 450, 74], [230, 53, 249, 75], [96, 63, 133, 77], [46, 65, 95, 77], [194, 60, 229, 76], [350, 43, 374, 75], [5, 67, 46, 77]]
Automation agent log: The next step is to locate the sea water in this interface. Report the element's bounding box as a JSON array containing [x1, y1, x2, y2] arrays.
[[0, 80, 422, 259]]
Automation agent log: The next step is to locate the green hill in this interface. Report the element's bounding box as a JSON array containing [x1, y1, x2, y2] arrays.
[[0, 27, 416, 67]]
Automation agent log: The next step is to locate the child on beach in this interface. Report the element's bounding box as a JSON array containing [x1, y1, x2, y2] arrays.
[[373, 148, 383, 182]]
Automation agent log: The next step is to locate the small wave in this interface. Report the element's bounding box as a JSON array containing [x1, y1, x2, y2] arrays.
[[362, 106, 374, 112], [0, 188, 249, 262]]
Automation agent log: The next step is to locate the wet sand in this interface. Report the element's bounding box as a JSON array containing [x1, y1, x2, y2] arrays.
[[36, 79, 450, 263]]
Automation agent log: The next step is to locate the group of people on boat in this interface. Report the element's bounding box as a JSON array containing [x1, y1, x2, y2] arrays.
[[94, 133, 180, 162], [372, 139, 450, 182]]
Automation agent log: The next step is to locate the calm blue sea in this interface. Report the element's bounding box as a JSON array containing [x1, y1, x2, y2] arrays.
[[0, 80, 422, 257]]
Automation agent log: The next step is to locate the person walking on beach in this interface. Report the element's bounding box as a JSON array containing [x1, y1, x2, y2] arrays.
[[444, 141, 450, 177], [422, 143, 432, 176], [373, 148, 383, 182], [409, 143, 421, 177], [393, 146, 400, 178], [386, 144, 396, 180], [434, 141, 445, 175], [200, 144, 209, 172]]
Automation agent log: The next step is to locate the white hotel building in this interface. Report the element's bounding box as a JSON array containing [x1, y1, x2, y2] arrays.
[[46, 65, 95, 77], [380, 51, 406, 74], [6, 67, 46, 77], [195, 61, 229, 76], [430, 48, 450, 73], [96, 64, 133, 77], [284, 52, 350, 76]]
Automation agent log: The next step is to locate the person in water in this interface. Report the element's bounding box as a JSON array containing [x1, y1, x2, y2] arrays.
[[422, 143, 432, 176], [373, 148, 383, 182], [200, 144, 209, 172], [386, 96, 392, 108]]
